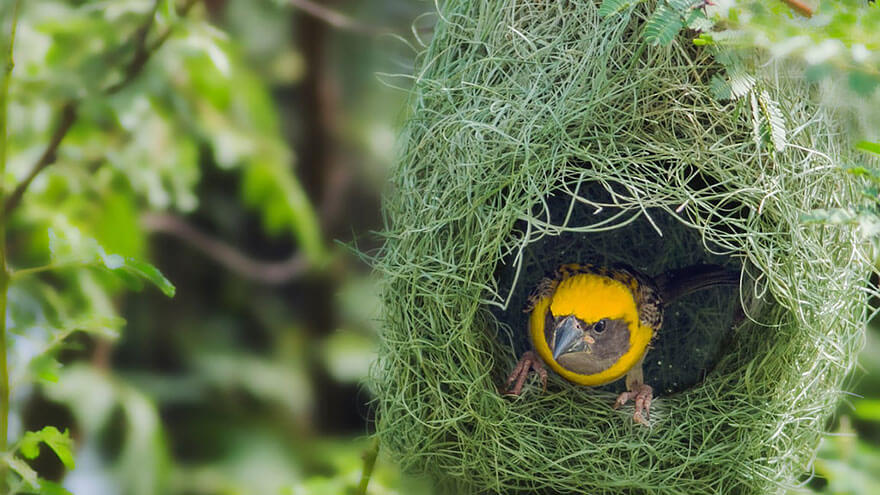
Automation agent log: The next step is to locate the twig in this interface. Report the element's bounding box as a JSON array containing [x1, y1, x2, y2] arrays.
[[102, 0, 163, 95], [10, 260, 100, 280], [355, 437, 380, 495], [141, 213, 310, 284], [0, 0, 24, 477], [780, 0, 813, 18], [2, 0, 202, 218], [105, 0, 200, 94], [288, 0, 385, 36], [2, 102, 77, 215]]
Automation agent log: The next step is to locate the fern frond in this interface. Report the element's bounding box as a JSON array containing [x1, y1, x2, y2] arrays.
[[598, 0, 637, 17], [644, 5, 684, 46], [709, 70, 755, 101], [667, 0, 697, 11], [706, 29, 749, 45], [686, 10, 715, 31], [758, 90, 787, 152], [729, 70, 757, 100], [749, 92, 764, 149]]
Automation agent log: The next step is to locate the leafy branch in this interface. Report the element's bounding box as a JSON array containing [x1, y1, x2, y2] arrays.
[[2, 5, 186, 486], [1, 0, 202, 219], [4, 426, 75, 494]]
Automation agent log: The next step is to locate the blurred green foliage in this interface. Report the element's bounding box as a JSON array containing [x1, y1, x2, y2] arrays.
[[1, 0, 425, 493], [796, 328, 880, 494], [1, 0, 879, 494]]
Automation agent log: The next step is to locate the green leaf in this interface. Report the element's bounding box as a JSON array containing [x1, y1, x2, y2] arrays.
[[158, 0, 179, 25], [804, 63, 833, 83], [700, 29, 748, 45], [120, 258, 176, 297], [710, 75, 731, 100], [598, 0, 637, 18], [854, 399, 880, 422], [25, 315, 124, 384], [749, 92, 764, 147], [89, 191, 146, 259], [644, 5, 685, 46], [187, 25, 233, 77], [848, 71, 880, 97], [39, 481, 74, 495], [861, 187, 880, 202], [20, 426, 76, 470], [686, 10, 715, 31], [67, 315, 126, 339], [728, 70, 756, 100], [710, 52, 756, 102], [667, 0, 695, 10], [4, 454, 39, 489], [242, 159, 325, 264], [98, 248, 125, 270], [845, 164, 880, 187], [693, 33, 713, 46], [41, 229, 176, 297], [29, 354, 62, 383], [857, 141, 880, 156]]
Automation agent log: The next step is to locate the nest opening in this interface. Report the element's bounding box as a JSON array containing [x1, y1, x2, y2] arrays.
[[491, 180, 745, 396]]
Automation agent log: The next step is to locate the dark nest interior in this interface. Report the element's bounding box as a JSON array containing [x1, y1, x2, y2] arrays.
[[492, 182, 744, 396]]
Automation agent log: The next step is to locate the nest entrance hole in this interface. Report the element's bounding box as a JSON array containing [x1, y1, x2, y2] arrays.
[[491, 181, 744, 395]]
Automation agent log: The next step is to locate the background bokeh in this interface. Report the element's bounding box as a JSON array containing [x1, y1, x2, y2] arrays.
[[1, 1, 879, 494]]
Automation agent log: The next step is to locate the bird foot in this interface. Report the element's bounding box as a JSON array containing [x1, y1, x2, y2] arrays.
[[502, 350, 547, 396], [613, 382, 653, 425]]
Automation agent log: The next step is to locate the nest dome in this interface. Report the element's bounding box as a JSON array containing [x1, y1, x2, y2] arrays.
[[372, 1, 870, 493]]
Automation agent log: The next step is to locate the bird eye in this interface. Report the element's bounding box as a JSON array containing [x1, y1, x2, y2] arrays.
[[593, 319, 606, 333]]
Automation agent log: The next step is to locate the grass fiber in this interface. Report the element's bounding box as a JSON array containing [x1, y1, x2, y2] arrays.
[[372, 1, 871, 493]]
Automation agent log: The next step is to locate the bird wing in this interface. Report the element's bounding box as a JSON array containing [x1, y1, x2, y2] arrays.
[[654, 264, 739, 304], [611, 264, 663, 332]]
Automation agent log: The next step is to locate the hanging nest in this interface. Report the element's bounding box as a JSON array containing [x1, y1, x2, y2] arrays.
[[371, 1, 870, 493]]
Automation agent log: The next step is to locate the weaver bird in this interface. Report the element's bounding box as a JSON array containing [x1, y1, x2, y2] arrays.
[[503, 263, 739, 425]]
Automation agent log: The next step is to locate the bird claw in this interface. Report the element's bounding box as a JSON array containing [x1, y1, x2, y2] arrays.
[[502, 350, 547, 396], [613, 383, 653, 425]]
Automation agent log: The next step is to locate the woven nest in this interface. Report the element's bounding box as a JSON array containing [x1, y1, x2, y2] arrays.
[[372, 1, 871, 493]]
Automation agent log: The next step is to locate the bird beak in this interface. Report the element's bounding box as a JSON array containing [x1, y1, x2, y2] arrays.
[[553, 315, 585, 361]]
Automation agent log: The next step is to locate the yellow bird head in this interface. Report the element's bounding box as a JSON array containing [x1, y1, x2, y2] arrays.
[[529, 268, 653, 386]]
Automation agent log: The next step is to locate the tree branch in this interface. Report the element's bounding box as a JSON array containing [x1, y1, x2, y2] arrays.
[[2, 0, 202, 218], [105, 0, 200, 94], [141, 213, 310, 284], [288, 0, 385, 36], [2, 102, 77, 215], [780, 0, 813, 18]]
